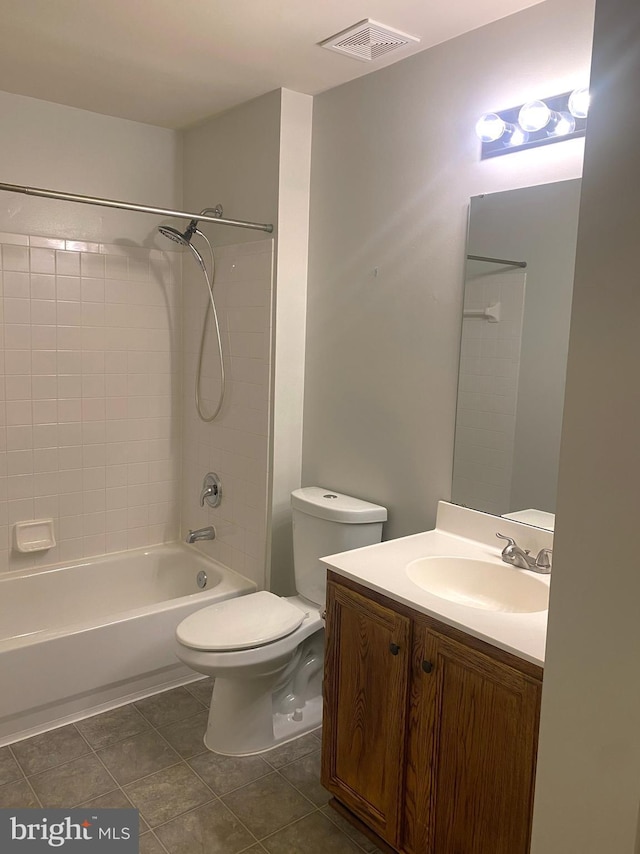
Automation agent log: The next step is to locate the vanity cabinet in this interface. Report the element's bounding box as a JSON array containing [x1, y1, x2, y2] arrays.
[[321, 573, 543, 854], [321, 579, 411, 843]]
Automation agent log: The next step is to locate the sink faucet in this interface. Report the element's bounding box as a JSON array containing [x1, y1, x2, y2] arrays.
[[185, 526, 216, 544], [496, 533, 552, 574]]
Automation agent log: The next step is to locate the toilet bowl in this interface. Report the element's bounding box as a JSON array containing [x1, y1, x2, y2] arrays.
[[176, 592, 324, 755], [175, 487, 387, 756]]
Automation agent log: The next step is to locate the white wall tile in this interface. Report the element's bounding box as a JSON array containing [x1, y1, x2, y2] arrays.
[[32, 300, 57, 325], [0, 236, 182, 572], [30, 248, 56, 274], [5, 350, 31, 375], [56, 251, 81, 277], [5, 298, 30, 324], [32, 351, 56, 375], [81, 253, 105, 279], [31, 274, 56, 300], [5, 325, 30, 350], [0, 233, 28, 247], [3, 246, 29, 272], [4, 272, 30, 298], [57, 276, 81, 301], [81, 277, 105, 302]]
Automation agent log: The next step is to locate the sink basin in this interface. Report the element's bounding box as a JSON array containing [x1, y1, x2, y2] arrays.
[[405, 556, 549, 613]]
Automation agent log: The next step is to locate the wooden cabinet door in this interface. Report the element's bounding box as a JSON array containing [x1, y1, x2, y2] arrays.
[[403, 622, 542, 854], [321, 579, 411, 847]]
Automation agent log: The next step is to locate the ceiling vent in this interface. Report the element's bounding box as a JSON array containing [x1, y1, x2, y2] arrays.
[[319, 19, 420, 63]]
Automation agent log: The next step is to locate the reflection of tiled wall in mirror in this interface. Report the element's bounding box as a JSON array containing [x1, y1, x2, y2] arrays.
[[452, 270, 526, 516]]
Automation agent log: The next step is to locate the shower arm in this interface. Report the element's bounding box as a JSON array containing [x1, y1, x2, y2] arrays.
[[0, 181, 273, 234]]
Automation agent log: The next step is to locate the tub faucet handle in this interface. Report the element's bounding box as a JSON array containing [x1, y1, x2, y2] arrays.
[[200, 472, 222, 508]]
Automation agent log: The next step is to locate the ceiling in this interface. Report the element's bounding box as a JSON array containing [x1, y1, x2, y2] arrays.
[[0, 0, 545, 129]]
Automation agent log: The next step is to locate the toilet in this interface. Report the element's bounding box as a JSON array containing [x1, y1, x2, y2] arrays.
[[175, 487, 387, 756]]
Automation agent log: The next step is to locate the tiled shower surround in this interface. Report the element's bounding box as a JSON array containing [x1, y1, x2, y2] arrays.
[[0, 233, 182, 573], [0, 231, 273, 581], [180, 240, 273, 588]]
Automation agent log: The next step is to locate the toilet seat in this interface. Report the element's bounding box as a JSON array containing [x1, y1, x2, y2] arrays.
[[176, 590, 307, 652]]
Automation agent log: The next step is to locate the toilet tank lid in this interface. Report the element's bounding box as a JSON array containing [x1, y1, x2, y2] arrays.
[[291, 487, 387, 524]]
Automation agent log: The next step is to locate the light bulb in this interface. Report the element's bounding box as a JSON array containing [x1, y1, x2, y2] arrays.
[[568, 87, 590, 118], [518, 100, 552, 132], [548, 111, 576, 137], [475, 113, 506, 142], [506, 126, 529, 147]]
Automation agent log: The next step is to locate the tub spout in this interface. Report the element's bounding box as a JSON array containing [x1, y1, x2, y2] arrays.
[[186, 526, 216, 544]]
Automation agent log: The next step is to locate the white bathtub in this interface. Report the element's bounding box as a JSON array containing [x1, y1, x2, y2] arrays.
[[0, 543, 255, 745]]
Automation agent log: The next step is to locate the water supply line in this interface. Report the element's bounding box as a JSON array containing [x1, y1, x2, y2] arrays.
[[158, 216, 226, 423], [192, 227, 225, 422]]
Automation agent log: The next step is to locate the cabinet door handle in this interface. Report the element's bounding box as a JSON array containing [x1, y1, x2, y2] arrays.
[[389, 643, 400, 656], [422, 660, 433, 673]]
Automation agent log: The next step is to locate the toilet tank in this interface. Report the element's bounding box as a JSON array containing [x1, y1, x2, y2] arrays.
[[291, 487, 387, 606]]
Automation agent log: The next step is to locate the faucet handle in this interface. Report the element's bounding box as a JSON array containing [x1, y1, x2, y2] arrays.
[[496, 532, 519, 564], [496, 533, 532, 569], [200, 472, 222, 508], [497, 532, 530, 554], [496, 532, 528, 553], [535, 548, 553, 570]]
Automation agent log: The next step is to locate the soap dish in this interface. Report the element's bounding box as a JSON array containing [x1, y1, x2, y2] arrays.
[[13, 519, 56, 553]]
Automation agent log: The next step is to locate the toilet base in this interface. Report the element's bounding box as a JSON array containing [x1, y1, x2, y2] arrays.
[[202, 632, 324, 756], [204, 694, 322, 756]]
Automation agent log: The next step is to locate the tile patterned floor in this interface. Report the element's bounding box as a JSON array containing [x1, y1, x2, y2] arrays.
[[0, 680, 380, 853]]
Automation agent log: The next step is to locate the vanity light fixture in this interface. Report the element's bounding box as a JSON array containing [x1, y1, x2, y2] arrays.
[[476, 88, 588, 159]]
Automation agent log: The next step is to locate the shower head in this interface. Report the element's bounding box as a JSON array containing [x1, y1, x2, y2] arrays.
[[159, 223, 207, 273], [158, 220, 198, 246], [157, 206, 221, 247], [158, 225, 188, 246]]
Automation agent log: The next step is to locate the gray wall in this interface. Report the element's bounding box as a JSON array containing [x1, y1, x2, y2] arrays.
[[182, 90, 281, 248], [531, 0, 640, 848], [303, 0, 594, 539]]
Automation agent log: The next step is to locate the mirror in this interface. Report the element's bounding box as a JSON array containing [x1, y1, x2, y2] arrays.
[[451, 179, 582, 530]]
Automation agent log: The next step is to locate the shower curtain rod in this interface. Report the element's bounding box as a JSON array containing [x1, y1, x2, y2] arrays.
[[467, 254, 527, 268], [0, 181, 274, 234]]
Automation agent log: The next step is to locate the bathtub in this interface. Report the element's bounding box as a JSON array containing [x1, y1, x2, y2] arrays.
[[0, 543, 255, 745]]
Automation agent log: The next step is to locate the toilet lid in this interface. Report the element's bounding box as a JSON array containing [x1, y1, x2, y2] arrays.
[[176, 591, 307, 651]]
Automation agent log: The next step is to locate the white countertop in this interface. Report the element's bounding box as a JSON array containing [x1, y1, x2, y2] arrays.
[[322, 502, 551, 668]]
